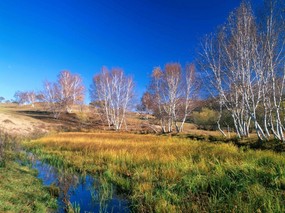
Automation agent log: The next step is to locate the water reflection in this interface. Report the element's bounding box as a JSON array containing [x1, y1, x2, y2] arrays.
[[30, 158, 129, 213]]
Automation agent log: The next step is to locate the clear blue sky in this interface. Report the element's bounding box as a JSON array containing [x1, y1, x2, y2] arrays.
[[0, 0, 260, 103]]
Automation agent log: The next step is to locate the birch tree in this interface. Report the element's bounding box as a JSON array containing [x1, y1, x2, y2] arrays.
[[145, 63, 198, 133], [42, 81, 62, 118], [14, 91, 36, 107], [58, 70, 85, 113], [259, 0, 285, 141], [199, 0, 285, 141], [14, 91, 26, 105], [90, 67, 134, 131], [41, 70, 85, 118], [200, 3, 256, 138]]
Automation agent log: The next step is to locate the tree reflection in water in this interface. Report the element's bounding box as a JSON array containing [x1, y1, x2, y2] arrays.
[[26, 154, 129, 212]]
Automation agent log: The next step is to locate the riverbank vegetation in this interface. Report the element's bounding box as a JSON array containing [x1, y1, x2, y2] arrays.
[[0, 133, 57, 212], [0, 161, 57, 212], [24, 132, 285, 212]]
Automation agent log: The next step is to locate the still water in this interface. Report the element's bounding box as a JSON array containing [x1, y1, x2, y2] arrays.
[[30, 158, 129, 212]]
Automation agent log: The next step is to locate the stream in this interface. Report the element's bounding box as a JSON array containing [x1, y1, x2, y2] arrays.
[[26, 154, 129, 213]]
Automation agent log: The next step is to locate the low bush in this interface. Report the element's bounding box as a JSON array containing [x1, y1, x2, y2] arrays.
[[0, 131, 21, 167]]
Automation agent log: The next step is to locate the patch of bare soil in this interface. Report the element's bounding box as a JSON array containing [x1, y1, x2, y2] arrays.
[[0, 110, 50, 136]]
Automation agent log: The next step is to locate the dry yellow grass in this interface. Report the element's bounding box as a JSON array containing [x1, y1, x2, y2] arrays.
[[31, 132, 195, 165], [24, 132, 285, 212]]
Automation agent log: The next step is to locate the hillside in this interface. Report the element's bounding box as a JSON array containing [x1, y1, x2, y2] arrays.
[[0, 104, 51, 136], [0, 103, 204, 136]]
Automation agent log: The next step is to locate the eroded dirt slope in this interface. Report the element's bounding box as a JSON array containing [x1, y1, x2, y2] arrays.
[[0, 105, 50, 136]]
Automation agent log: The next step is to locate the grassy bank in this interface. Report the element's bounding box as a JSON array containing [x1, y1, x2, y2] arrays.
[[0, 131, 57, 212], [0, 159, 57, 212], [24, 132, 285, 212]]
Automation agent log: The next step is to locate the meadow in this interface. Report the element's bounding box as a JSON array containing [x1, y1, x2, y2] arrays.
[[24, 132, 285, 212]]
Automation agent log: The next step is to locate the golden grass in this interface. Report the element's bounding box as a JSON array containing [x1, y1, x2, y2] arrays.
[[24, 132, 285, 212]]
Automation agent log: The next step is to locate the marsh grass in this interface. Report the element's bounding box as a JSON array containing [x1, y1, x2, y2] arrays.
[[0, 160, 57, 212], [0, 130, 23, 168], [24, 132, 285, 212], [0, 130, 58, 212]]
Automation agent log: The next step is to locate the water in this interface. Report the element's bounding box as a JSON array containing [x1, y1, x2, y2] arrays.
[[29, 157, 129, 213]]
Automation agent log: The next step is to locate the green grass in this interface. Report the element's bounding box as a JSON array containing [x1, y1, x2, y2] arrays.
[[0, 160, 57, 212], [0, 131, 57, 212], [24, 132, 285, 212]]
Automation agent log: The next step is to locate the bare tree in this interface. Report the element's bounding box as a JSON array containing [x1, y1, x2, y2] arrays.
[[14, 91, 25, 105], [58, 71, 85, 113], [138, 92, 154, 120], [13, 90, 36, 107], [199, 2, 263, 138], [90, 67, 134, 131], [41, 70, 85, 118], [177, 64, 198, 132], [259, 0, 285, 141], [26, 91, 36, 107], [145, 63, 198, 133], [199, 0, 285, 141], [41, 81, 62, 118]]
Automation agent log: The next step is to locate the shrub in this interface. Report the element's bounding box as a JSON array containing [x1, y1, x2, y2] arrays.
[[192, 108, 219, 130], [0, 131, 21, 167]]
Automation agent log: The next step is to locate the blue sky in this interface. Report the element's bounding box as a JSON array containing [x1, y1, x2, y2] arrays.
[[0, 0, 260, 102]]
